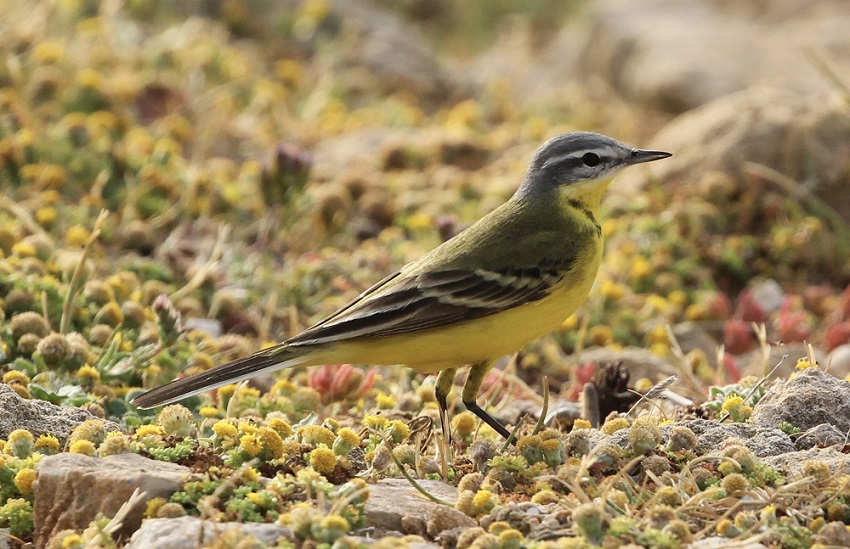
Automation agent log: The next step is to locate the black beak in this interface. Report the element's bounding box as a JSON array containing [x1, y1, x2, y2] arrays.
[[626, 149, 672, 165]]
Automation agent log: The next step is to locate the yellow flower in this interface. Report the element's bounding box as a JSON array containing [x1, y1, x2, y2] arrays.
[[388, 420, 410, 442], [75, 365, 100, 382], [336, 428, 361, 447], [65, 225, 91, 247], [258, 427, 285, 459], [363, 415, 388, 431], [3, 370, 30, 386], [198, 406, 220, 418], [573, 419, 592, 430], [76, 68, 103, 90], [144, 498, 167, 518], [235, 386, 261, 400], [240, 434, 261, 456], [35, 206, 57, 225], [600, 280, 625, 301], [246, 492, 267, 507], [320, 514, 349, 534], [267, 418, 292, 438], [452, 412, 476, 436], [217, 384, 238, 401], [629, 257, 652, 281], [270, 379, 296, 395], [34, 434, 60, 453], [7, 429, 34, 445], [134, 425, 165, 438], [375, 391, 396, 409], [588, 325, 613, 346], [309, 447, 337, 474], [69, 440, 96, 455], [11, 241, 37, 258], [296, 425, 335, 447], [668, 290, 688, 307], [238, 422, 259, 435], [14, 468, 37, 494], [647, 325, 669, 345], [241, 467, 259, 483], [32, 41, 65, 63], [275, 59, 304, 87], [60, 533, 83, 548]]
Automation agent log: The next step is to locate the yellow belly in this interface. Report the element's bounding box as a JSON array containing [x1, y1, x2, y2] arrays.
[[312, 245, 603, 372]]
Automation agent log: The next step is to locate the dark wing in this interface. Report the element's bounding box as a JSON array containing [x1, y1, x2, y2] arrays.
[[286, 258, 572, 346]]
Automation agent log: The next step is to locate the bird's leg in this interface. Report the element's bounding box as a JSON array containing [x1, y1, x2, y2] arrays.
[[434, 366, 457, 480], [463, 360, 515, 443]]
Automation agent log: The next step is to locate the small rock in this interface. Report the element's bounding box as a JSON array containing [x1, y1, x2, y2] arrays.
[[794, 423, 847, 450], [126, 516, 291, 549], [814, 521, 850, 548], [426, 506, 476, 538], [0, 383, 119, 447], [667, 420, 795, 457], [35, 453, 190, 546], [688, 536, 768, 549], [762, 446, 849, 478], [752, 368, 850, 433], [365, 478, 458, 536]]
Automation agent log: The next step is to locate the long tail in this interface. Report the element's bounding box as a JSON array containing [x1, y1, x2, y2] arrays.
[[130, 344, 312, 409]]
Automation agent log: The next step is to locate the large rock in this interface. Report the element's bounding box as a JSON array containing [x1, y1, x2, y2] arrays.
[[752, 367, 850, 433], [365, 478, 459, 536], [126, 516, 291, 549], [35, 453, 190, 547], [575, 0, 850, 112], [0, 383, 120, 447], [617, 87, 850, 222]]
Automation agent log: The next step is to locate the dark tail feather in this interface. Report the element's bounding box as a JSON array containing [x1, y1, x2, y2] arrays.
[[131, 344, 310, 409]]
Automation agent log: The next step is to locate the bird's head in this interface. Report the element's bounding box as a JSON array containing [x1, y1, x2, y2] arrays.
[[518, 132, 671, 209]]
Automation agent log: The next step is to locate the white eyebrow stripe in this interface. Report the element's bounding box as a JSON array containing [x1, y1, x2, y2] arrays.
[[541, 149, 608, 170]]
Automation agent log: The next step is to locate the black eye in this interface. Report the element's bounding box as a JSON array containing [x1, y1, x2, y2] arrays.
[[582, 153, 601, 167]]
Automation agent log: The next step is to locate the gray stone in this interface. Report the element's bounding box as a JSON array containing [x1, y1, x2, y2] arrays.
[[687, 536, 768, 549], [426, 505, 477, 538], [752, 368, 850, 433], [0, 383, 120, 447], [35, 453, 190, 546], [762, 446, 850, 478], [616, 87, 850, 222], [365, 478, 458, 536], [576, 0, 850, 113], [795, 423, 847, 450], [669, 420, 795, 457], [814, 521, 850, 547], [126, 516, 291, 549]]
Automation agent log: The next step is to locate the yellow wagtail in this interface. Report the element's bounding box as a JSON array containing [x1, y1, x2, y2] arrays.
[[132, 132, 671, 440]]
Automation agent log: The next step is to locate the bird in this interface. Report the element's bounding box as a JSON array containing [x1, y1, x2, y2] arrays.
[[131, 132, 671, 442]]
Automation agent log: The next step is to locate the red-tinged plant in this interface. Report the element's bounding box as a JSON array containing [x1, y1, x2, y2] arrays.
[[309, 364, 375, 404]]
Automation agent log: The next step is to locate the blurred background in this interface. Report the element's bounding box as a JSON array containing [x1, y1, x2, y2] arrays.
[[1, 0, 850, 416]]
